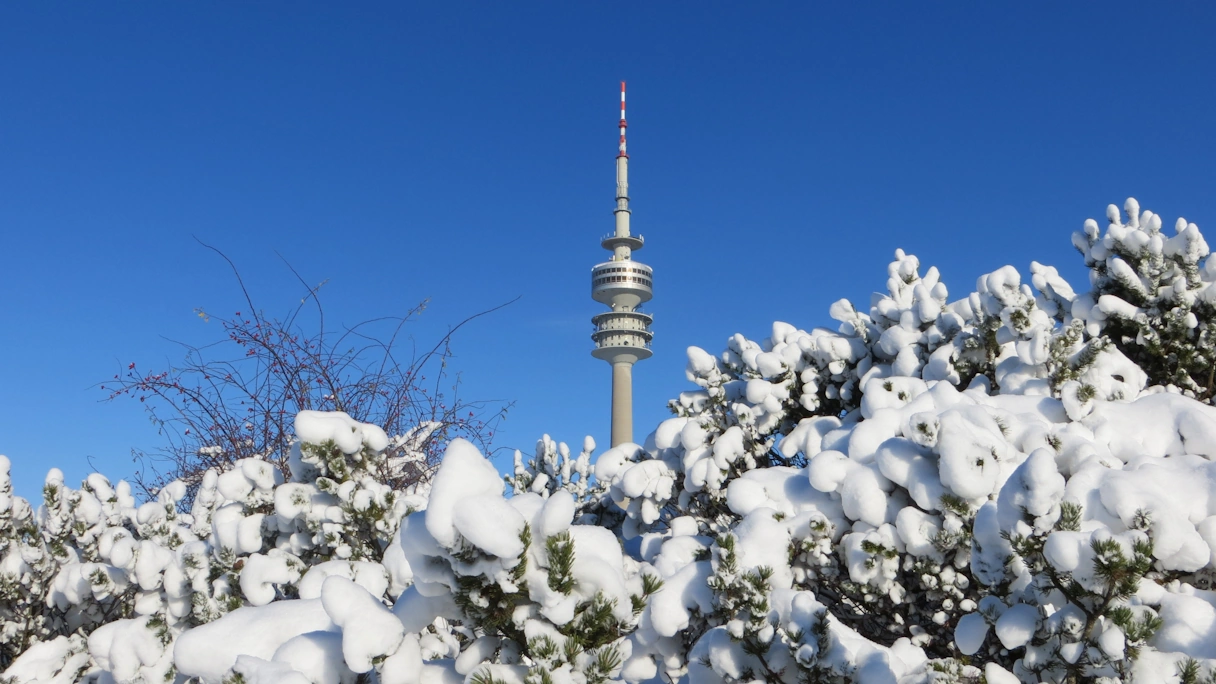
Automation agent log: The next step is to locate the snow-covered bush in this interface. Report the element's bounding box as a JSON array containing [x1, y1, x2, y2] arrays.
[[597, 199, 1216, 682], [2, 410, 430, 682], [1, 456, 54, 670], [1072, 198, 1216, 402], [171, 437, 661, 684], [6, 197, 1216, 684]]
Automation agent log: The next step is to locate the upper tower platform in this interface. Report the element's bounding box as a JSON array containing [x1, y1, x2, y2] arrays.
[[591, 260, 653, 309]]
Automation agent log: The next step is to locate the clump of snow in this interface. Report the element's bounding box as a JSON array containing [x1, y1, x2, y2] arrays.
[[295, 410, 390, 454], [174, 599, 337, 682], [2, 636, 90, 684], [321, 575, 404, 673], [425, 438, 516, 551]]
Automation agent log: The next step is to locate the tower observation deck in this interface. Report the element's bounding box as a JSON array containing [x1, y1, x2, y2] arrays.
[[592, 81, 653, 447]]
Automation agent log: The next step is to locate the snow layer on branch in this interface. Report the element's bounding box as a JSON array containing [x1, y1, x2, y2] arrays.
[[321, 575, 404, 673], [424, 438, 519, 552], [2, 636, 90, 684], [174, 599, 337, 682], [298, 559, 389, 600], [295, 410, 390, 454], [88, 616, 174, 682]]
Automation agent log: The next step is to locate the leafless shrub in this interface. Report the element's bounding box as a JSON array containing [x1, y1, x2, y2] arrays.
[[103, 243, 512, 498]]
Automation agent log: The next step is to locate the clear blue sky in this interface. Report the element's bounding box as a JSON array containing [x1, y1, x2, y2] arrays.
[[2, 3, 1214, 499]]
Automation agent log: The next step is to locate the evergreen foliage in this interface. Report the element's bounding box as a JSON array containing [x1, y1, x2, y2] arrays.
[[6, 198, 1216, 684]]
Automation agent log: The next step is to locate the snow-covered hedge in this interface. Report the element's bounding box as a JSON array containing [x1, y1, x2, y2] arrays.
[[5, 198, 1216, 684], [1, 411, 430, 681]]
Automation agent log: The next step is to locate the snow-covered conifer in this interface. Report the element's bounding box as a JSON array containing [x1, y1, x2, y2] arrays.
[[1072, 198, 1216, 402], [1, 456, 55, 670], [9, 197, 1216, 684]]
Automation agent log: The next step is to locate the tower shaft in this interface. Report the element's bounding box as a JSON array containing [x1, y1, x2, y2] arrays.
[[611, 362, 633, 447]]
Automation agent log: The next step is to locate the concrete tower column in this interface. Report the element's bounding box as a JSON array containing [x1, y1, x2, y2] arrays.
[[611, 361, 634, 446]]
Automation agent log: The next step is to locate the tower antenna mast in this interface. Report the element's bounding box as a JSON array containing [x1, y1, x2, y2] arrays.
[[619, 80, 627, 158]]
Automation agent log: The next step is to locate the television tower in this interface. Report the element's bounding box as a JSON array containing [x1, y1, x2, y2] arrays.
[[591, 81, 654, 447]]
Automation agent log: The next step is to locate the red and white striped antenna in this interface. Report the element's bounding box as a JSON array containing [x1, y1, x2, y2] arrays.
[[618, 81, 628, 158]]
